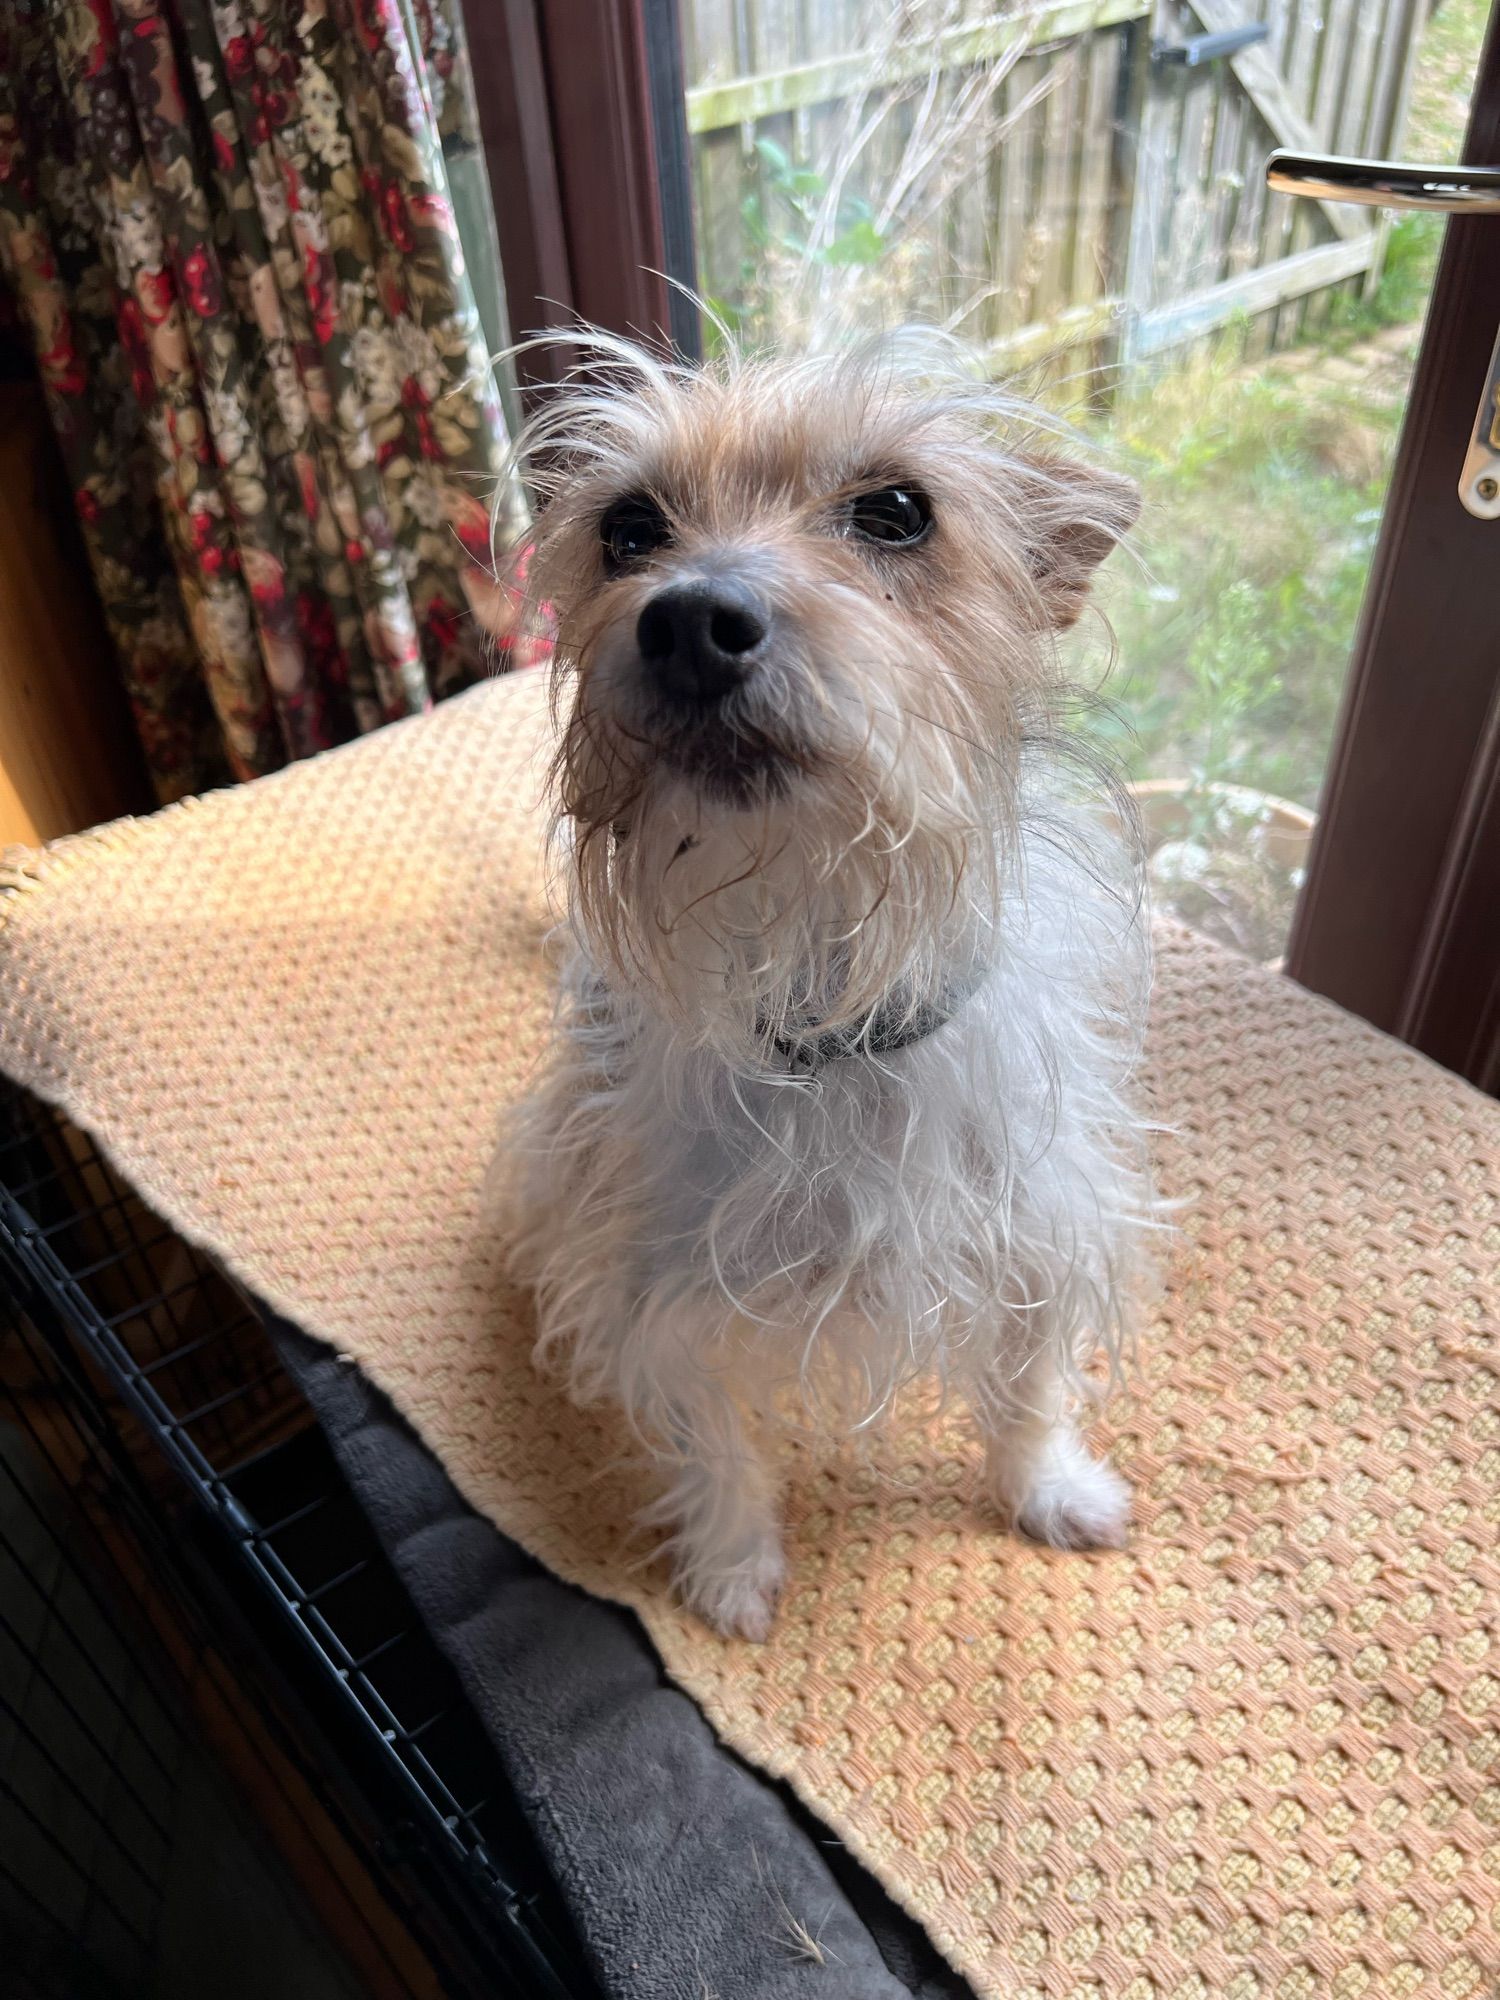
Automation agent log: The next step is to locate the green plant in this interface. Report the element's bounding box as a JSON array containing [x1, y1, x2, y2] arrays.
[[701, 4, 1034, 354], [742, 138, 888, 269], [706, 137, 894, 354]]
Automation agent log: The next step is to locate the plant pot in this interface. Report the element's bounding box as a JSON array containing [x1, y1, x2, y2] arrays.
[[1128, 779, 1317, 869], [1124, 780, 1317, 969]]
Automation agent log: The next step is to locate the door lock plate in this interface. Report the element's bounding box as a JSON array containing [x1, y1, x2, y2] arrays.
[[1459, 324, 1500, 519]]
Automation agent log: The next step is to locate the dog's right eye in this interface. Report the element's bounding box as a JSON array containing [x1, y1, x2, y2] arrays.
[[848, 485, 933, 547], [601, 494, 672, 575]]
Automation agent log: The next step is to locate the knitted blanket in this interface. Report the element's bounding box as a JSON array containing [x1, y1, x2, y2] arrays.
[[2, 668, 1496, 2000]]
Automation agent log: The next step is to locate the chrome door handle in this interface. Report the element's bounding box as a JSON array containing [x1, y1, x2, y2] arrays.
[[1267, 149, 1500, 518], [1266, 150, 1500, 213]]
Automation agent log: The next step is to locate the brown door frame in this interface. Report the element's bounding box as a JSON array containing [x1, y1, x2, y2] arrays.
[[464, 0, 688, 391], [1285, 1, 1500, 1089], [1400, 692, 1500, 1092]]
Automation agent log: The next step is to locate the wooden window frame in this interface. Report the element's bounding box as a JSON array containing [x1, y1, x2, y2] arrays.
[[464, 0, 696, 393]]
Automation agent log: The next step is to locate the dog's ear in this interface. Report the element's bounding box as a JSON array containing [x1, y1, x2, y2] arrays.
[[1016, 459, 1140, 630]]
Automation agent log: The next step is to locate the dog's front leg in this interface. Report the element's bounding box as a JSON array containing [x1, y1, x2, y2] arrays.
[[973, 1341, 1130, 1552], [647, 1372, 785, 1642]]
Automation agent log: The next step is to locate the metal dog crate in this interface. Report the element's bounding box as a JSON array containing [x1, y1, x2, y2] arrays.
[[0, 1077, 595, 1999]]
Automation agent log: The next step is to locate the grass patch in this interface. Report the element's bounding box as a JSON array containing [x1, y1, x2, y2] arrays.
[[1084, 350, 1396, 808]]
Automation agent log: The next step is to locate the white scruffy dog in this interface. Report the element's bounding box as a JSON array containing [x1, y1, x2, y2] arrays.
[[498, 330, 1158, 1639]]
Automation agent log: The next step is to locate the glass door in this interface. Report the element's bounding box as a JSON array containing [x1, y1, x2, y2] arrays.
[[670, 0, 1493, 970]]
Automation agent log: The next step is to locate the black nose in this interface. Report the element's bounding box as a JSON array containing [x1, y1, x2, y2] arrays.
[[636, 579, 769, 707]]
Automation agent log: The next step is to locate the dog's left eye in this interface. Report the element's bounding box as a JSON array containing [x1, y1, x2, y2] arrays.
[[600, 493, 672, 574], [848, 486, 932, 547]]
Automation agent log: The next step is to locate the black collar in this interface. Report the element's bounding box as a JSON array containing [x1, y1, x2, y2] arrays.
[[582, 969, 973, 1072], [763, 991, 960, 1073]]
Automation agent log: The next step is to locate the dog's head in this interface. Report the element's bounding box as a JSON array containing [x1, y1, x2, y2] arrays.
[[501, 331, 1137, 1038]]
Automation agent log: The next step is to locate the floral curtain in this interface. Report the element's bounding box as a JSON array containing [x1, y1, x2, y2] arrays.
[[0, 0, 534, 802]]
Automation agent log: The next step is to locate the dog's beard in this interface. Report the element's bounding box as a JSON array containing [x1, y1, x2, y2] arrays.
[[557, 670, 1010, 1057]]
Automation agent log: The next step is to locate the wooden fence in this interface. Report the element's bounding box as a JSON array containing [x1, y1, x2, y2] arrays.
[[679, 0, 1428, 367]]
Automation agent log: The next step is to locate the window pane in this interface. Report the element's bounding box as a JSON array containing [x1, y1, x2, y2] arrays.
[[677, 0, 1489, 962]]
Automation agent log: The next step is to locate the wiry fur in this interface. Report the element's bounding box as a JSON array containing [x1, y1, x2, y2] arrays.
[[493, 327, 1160, 1640]]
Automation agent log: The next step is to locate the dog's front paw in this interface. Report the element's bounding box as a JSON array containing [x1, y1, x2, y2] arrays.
[[999, 1427, 1131, 1551], [682, 1541, 788, 1642]]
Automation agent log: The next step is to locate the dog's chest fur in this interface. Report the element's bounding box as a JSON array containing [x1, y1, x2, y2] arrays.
[[521, 804, 1153, 1426]]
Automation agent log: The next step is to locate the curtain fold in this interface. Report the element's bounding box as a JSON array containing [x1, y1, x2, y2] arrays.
[[0, 0, 529, 801]]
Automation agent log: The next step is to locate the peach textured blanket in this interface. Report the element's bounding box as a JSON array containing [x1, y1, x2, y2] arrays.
[[2, 668, 1497, 2000]]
